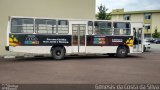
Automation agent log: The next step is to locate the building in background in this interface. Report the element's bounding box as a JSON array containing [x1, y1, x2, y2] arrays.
[[111, 9, 160, 38], [0, 0, 96, 56]]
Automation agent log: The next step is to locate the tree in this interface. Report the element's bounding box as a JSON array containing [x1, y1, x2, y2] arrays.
[[97, 4, 111, 20], [152, 27, 160, 38]]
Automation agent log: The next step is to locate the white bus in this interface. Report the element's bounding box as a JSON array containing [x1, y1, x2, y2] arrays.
[[5, 16, 144, 60]]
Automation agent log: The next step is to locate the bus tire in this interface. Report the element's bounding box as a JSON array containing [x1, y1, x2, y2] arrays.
[[116, 46, 128, 58], [51, 47, 65, 60]]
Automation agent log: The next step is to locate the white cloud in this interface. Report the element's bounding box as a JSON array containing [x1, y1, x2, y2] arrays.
[[96, 0, 160, 13]]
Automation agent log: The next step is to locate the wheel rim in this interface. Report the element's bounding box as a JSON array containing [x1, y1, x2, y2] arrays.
[[121, 50, 126, 54], [56, 50, 61, 56], [119, 48, 127, 56]]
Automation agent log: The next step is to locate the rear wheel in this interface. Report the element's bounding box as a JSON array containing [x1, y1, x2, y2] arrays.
[[116, 46, 128, 58], [51, 47, 65, 60]]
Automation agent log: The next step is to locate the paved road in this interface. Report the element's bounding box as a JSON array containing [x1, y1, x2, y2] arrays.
[[151, 44, 160, 53], [0, 44, 160, 84]]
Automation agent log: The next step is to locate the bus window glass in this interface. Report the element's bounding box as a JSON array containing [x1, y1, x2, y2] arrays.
[[114, 22, 131, 35], [88, 21, 93, 35], [35, 19, 56, 34], [94, 21, 112, 35], [11, 18, 34, 33], [58, 20, 69, 34]]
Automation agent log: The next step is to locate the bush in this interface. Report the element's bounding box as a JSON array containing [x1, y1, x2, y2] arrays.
[[152, 28, 160, 38]]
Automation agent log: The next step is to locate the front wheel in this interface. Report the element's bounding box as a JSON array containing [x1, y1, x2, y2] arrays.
[[51, 47, 65, 60], [116, 47, 128, 58]]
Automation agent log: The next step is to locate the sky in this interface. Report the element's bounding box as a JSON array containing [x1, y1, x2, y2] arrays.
[[96, 0, 160, 13]]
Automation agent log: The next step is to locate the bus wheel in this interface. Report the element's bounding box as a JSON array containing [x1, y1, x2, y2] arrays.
[[51, 47, 65, 60], [116, 46, 128, 58]]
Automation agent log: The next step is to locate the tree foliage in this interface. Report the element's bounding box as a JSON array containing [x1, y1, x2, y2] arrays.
[[97, 4, 111, 20], [152, 27, 160, 38]]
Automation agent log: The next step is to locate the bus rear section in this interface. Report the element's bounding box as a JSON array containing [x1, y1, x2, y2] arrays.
[[6, 16, 144, 60]]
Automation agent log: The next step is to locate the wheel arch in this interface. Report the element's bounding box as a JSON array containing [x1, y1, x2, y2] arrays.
[[117, 44, 130, 53], [50, 45, 66, 53]]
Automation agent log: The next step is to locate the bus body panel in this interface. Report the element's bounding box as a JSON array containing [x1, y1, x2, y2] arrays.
[[86, 46, 118, 53], [9, 46, 73, 54], [8, 46, 135, 55]]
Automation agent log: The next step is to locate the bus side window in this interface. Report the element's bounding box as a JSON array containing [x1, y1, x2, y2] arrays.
[[88, 21, 93, 35], [126, 23, 131, 35], [94, 21, 99, 34], [35, 19, 56, 34], [58, 20, 69, 34], [94, 21, 112, 35], [11, 18, 34, 33], [107, 22, 112, 35], [113, 22, 131, 35]]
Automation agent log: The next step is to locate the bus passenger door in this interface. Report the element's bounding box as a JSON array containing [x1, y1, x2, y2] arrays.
[[133, 27, 144, 52], [72, 24, 86, 54]]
